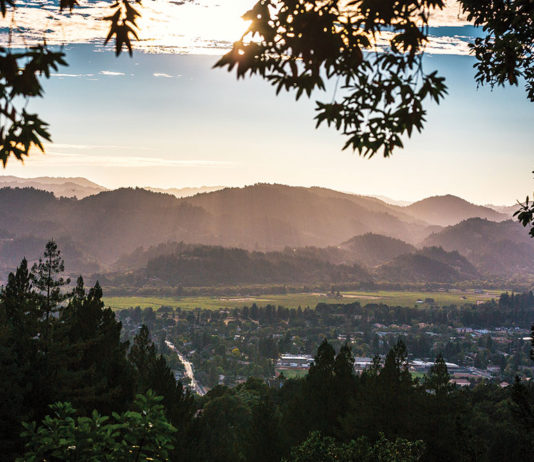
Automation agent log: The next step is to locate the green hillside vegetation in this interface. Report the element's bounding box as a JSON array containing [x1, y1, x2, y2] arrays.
[[375, 249, 479, 284], [145, 245, 373, 286], [101, 242, 488, 290]]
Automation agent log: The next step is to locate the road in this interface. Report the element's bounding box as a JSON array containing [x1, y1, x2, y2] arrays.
[[165, 340, 206, 396]]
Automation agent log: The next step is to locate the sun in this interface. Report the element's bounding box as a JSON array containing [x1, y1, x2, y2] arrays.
[[137, 0, 254, 54]]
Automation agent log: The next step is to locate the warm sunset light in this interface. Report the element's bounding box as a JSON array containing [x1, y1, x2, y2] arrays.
[[1, 2, 534, 459]]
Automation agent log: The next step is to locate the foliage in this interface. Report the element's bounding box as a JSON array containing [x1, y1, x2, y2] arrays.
[[31, 240, 70, 349], [0, 0, 532, 165], [515, 192, 534, 238], [215, 0, 448, 157], [461, 0, 534, 101], [17, 391, 176, 462], [0, 242, 191, 461], [0, 0, 141, 165], [0, 46, 65, 166], [284, 431, 425, 462]]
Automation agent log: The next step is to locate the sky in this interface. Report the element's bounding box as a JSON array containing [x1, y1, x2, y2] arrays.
[[0, 0, 532, 205]]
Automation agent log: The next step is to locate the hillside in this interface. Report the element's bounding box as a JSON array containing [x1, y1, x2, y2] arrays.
[[423, 218, 534, 276], [0, 184, 530, 282], [0, 175, 107, 198], [404, 195, 507, 226], [0, 185, 435, 274], [184, 184, 434, 248], [375, 247, 479, 283], [107, 244, 373, 287], [339, 233, 416, 267]]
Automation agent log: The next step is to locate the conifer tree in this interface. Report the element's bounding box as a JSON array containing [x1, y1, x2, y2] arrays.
[[425, 354, 452, 397], [51, 277, 135, 414], [31, 240, 71, 353], [0, 258, 42, 459], [129, 325, 195, 434]]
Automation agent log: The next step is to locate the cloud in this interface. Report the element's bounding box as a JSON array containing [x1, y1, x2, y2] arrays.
[[0, 0, 474, 56], [31, 151, 235, 169], [44, 143, 148, 151], [51, 73, 95, 78], [99, 70, 126, 76], [153, 72, 173, 78]]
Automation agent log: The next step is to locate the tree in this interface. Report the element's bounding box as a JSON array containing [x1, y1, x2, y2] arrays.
[[283, 431, 425, 462], [0, 258, 41, 459], [17, 391, 176, 462], [0, 0, 142, 165], [50, 277, 136, 415], [128, 325, 195, 433], [424, 353, 453, 397], [216, 0, 533, 158], [31, 240, 70, 353]]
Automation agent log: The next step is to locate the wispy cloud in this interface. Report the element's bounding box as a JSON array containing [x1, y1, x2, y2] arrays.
[[31, 151, 235, 169], [153, 72, 173, 78], [0, 0, 475, 56], [51, 73, 95, 78], [99, 70, 126, 76], [44, 143, 148, 151]]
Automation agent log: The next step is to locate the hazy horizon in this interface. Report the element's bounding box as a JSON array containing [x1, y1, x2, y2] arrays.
[[0, 173, 520, 207], [1, 1, 532, 205]]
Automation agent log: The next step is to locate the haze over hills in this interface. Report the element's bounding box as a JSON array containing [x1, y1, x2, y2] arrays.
[[0, 175, 107, 198], [0, 180, 530, 284], [423, 218, 534, 277], [0, 184, 433, 266], [376, 246, 480, 283], [339, 233, 416, 267], [145, 186, 225, 198], [404, 195, 508, 227]]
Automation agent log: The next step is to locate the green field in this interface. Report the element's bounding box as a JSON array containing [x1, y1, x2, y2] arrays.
[[104, 289, 502, 311]]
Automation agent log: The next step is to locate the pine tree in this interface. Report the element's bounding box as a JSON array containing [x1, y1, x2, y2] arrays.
[[31, 241, 71, 354], [51, 277, 135, 415], [129, 325, 195, 432], [0, 259, 42, 460], [425, 354, 452, 397]]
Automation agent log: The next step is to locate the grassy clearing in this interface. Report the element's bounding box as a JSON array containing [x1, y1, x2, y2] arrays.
[[103, 289, 502, 312]]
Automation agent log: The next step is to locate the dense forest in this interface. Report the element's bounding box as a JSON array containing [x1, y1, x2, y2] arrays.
[[3, 242, 534, 461]]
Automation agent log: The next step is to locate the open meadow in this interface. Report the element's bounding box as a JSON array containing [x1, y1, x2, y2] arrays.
[[104, 288, 503, 311]]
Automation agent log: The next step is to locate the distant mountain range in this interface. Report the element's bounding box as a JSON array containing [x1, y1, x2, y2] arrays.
[[403, 195, 508, 227], [0, 175, 107, 199], [0, 178, 529, 285]]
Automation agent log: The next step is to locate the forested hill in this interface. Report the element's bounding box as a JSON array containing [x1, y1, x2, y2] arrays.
[[0, 185, 434, 268], [183, 183, 434, 246], [101, 243, 484, 288], [144, 245, 374, 286], [424, 218, 534, 276], [339, 233, 416, 267], [376, 247, 481, 283], [0, 185, 524, 280], [404, 195, 508, 226]]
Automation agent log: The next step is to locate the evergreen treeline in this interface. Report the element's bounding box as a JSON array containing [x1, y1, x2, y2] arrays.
[[3, 242, 534, 461], [0, 242, 194, 461]]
